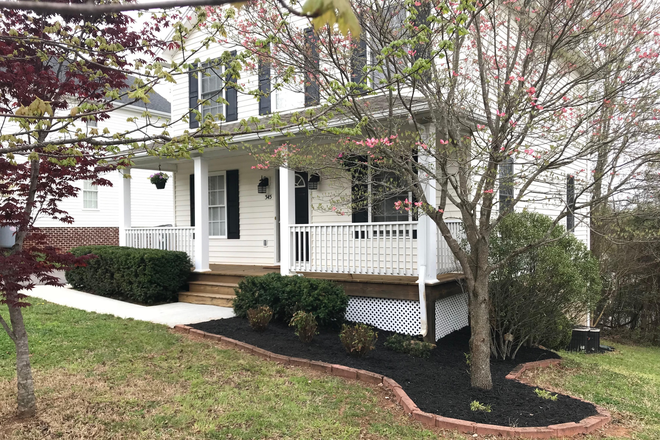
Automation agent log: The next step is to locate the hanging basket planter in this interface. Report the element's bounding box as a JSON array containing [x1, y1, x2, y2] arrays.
[[149, 172, 169, 190]]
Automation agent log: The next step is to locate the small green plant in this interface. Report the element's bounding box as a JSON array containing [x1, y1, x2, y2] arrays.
[[384, 334, 434, 358], [470, 401, 492, 412], [247, 306, 273, 332], [534, 388, 558, 401], [339, 323, 378, 357], [289, 311, 318, 343]]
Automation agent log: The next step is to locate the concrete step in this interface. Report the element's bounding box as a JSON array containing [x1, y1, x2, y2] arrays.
[[188, 281, 238, 295], [178, 291, 235, 307], [191, 273, 246, 284]]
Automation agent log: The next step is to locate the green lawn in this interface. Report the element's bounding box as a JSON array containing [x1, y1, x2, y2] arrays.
[[528, 343, 660, 440], [0, 300, 457, 440], [3, 301, 659, 439]]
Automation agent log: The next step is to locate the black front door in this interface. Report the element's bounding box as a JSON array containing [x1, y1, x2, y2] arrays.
[[294, 172, 309, 261]]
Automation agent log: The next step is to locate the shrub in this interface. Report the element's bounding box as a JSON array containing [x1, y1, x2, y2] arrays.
[[384, 334, 434, 358], [289, 311, 318, 343], [247, 306, 273, 331], [534, 388, 558, 401], [489, 212, 601, 359], [233, 273, 348, 327], [65, 246, 191, 305], [339, 323, 377, 356], [470, 401, 492, 412]]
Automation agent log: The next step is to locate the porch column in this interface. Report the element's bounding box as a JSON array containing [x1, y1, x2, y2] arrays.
[[118, 168, 131, 246], [279, 167, 295, 276], [194, 156, 210, 272], [418, 134, 438, 284]]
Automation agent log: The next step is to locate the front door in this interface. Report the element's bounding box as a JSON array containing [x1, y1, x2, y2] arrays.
[[294, 172, 309, 261]]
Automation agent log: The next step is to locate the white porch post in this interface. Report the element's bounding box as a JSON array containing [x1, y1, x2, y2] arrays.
[[119, 168, 131, 246], [279, 166, 295, 276], [418, 130, 438, 284], [194, 156, 210, 272]]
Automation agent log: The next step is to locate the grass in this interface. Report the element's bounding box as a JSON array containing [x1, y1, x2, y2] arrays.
[[525, 342, 660, 440], [1, 300, 462, 440]]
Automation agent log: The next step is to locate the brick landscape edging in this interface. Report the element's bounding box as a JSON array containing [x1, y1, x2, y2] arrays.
[[173, 325, 611, 438]]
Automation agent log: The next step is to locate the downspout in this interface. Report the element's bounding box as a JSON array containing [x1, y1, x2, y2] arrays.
[[419, 265, 428, 337]]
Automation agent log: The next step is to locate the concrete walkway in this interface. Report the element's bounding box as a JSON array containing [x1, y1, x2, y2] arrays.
[[28, 284, 235, 327]]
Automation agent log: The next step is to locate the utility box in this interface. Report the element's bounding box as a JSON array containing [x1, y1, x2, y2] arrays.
[[569, 327, 601, 353]]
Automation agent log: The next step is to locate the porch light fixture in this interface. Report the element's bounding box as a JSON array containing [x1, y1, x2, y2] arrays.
[[308, 174, 320, 190], [258, 176, 269, 194]]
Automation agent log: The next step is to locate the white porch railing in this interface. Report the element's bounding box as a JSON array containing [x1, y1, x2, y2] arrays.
[[125, 227, 195, 261], [437, 220, 465, 274], [290, 222, 418, 276]]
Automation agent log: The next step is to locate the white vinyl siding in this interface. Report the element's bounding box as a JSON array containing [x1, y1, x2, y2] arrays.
[[208, 173, 227, 237], [82, 181, 98, 209]]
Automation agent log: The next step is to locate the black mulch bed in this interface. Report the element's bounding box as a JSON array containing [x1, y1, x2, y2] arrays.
[[190, 318, 598, 427]]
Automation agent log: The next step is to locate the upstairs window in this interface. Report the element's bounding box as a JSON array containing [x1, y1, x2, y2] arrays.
[[200, 61, 224, 120], [499, 157, 514, 212], [82, 181, 98, 209]]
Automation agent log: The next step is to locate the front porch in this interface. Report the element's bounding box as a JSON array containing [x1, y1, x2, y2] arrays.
[[119, 150, 467, 342]]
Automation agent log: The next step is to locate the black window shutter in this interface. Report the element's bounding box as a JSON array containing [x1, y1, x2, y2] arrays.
[[567, 175, 575, 231], [351, 36, 367, 86], [227, 169, 240, 239], [258, 46, 271, 115], [225, 50, 238, 122], [499, 157, 514, 212], [350, 157, 369, 223], [189, 174, 195, 227], [188, 65, 199, 129], [304, 27, 320, 107]]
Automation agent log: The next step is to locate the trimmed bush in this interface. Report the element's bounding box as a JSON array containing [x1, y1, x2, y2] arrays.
[[65, 246, 191, 305], [247, 306, 273, 331], [489, 212, 601, 359], [339, 323, 378, 356], [289, 311, 318, 343], [233, 273, 348, 327], [384, 334, 435, 358]]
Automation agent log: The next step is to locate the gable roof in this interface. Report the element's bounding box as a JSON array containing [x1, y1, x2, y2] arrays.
[[118, 76, 171, 115]]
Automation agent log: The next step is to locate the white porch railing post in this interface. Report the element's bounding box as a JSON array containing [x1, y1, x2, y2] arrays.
[[279, 167, 295, 276], [119, 168, 131, 246], [418, 134, 438, 284], [193, 156, 210, 272]]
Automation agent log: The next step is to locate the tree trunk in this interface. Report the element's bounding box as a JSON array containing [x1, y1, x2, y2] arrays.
[[8, 302, 36, 417], [469, 272, 493, 390]]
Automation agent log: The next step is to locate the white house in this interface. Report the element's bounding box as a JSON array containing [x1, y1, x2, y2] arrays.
[[118, 5, 591, 342]]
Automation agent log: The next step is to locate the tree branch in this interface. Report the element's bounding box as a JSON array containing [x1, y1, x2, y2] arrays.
[[0, 0, 320, 18], [0, 314, 16, 343]]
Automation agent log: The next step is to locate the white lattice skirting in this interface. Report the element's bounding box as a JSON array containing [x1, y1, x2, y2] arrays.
[[435, 292, 469, 340], [345, 292, 469, 341], [345, 297, 421, 335]]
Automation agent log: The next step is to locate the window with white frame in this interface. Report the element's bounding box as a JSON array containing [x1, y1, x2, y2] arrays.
[[200, 61, 224, 120], [369, 5, 407, 87], [82, 181, 98, 209], [371, 172, 412, 222], [208, 173, 227, 237], [274, 83, 305, 112]]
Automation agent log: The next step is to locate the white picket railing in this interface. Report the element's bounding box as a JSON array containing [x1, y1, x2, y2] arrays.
[[125, 227, 195, 261], [290, 222, 419, 276], [437, 220, 465, 274]]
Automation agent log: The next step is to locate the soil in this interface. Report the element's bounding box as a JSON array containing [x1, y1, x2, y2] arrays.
[[190, 318, 598, 427]]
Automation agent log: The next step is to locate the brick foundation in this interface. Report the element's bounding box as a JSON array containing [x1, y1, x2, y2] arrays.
[[26, 227, 119, 252]]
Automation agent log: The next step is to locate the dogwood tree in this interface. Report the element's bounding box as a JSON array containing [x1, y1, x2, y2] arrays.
[[230, 0, 660, 389]]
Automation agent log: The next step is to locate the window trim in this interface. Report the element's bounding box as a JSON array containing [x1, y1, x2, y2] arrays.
[[199, 61, 224, 121], [368, 170, 413, 223], [208, 171, 228, 238], [82, 180, 99, 210]]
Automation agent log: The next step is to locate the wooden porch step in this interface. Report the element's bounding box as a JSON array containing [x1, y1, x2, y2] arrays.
[[188, 281, 238, 295], [191, 273, 246, 284], [178, 291, 235, 307]]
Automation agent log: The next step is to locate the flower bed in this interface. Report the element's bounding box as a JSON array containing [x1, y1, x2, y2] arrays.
[[189, 318, 599, 428]]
